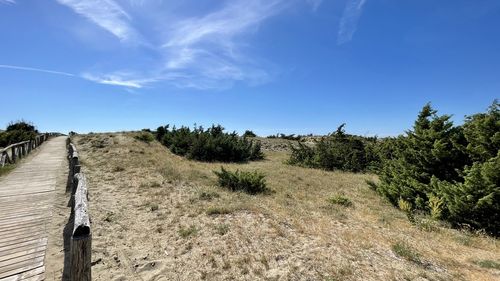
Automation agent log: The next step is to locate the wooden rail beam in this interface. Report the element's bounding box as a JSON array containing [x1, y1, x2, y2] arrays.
[[68, 140, 92, 281]]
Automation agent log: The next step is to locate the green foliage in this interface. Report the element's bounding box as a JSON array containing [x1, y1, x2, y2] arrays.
[[267, 133, 302, 140], [472, 259, 500, 270], [134, 131, 155, 143], [288, 124, 380, 172], [242, 130, 257, 138], [158, 124, 263, 162], [178, 225, 198, 238], [328, 195, 353, 207], [378, 104, 469, 209], [377, 101, 499, 235], [392, 241, 422, 264], [206, 206, 233, 215], [435, 151, 500, 234], [0, 120, 38, 147], [214, 166, 268, 194], [462, 100, 499, 162]]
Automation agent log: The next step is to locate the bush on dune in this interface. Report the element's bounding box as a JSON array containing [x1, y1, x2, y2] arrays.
[[0, 120, 38, 147], [155, 124, 263, 162]]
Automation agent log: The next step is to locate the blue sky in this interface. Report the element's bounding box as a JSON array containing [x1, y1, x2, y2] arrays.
[[0, 0, 498, 136]]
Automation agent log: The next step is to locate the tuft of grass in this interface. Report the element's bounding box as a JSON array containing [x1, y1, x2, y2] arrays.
[[134, 132, 155, 143], [0, 165, 16, 177], [214, 223, 230, 235], [472, 259, 500, 270], [112, 165, 125, 172], [206, 206, 233, 216], [178, 225, 198, 238], [199, 191, 220, 201], [392, 241, 421, 264], [145, 202, 159, 212], [214, 166, 268, 194], [365, 179, 378, 191], [328, 195, 353, 207]]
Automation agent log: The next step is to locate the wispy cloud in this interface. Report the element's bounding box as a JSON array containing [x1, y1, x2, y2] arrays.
[[56, 0, 138, 42], [0, 64, 75, 77], [337, 0, 367, 45], [0, 0, 16, 4], [51, 0, 320, 90], [159, 0, 285, 89], [81, 72, 161, 88]]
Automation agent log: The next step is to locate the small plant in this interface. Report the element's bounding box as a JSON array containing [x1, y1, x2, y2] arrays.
[[199, 191, 220, 201], [178, 225, 198, 238], [392, 241, 421, 264], [146, 202, 159, 211], [328, 195, 353, 207], [134, 132, 155, 143], [472, 259, 500, 270], [428, 195, 443, 220], [206, 206, 233, 215], [214, 166, 268, 194], [365, 179, 378, 191], [112, 166, 125, 172], [398, 198, 415, 223], [215, 223, 230, 235]]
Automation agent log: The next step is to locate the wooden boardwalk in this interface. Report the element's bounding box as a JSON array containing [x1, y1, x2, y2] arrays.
[[0, 137, 67, 281]]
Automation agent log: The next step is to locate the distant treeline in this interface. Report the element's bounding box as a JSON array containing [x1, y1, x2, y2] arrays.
[[0, 121, 38, 147], [288, 100, 499, 235], [267, 133, 313, 141], [155, 125, 263, 162]]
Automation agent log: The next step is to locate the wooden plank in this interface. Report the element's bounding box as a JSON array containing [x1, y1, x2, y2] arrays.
[[0, 238, 47, 254], [0, 245, 45, 263], [0, 257, 44, 279], [0, 249, 45, 268], [1, 266, 46, 281]]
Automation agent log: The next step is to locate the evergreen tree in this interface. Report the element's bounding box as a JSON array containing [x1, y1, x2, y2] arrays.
[[378, 104, 468, 209]]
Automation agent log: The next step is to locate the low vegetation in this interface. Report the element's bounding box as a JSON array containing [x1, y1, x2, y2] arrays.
[[155, 124, 263, 162], [134, 131, 155, 143], [392, 241, 422, 265], [214, 166, 268, 194], [0, 120, 38, 147], [288, 124, 380, 172], [72, 132, 499, 280], [328, 195, 353, 207]]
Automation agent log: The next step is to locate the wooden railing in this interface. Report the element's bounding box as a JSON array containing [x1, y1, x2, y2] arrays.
[[68, 140, 92, 281], [0, 134, 49, 167]]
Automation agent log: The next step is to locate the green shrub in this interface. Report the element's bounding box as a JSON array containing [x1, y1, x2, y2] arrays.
[[242, 130, 257, 138], [157, 124, 263, 162], [0, 120, 38, 147], [288, 124, 380, 172], [178, 225, 198, 238], [328, 195, 353, 207], [472, 259, 500, 270], [134, 132, 155, 143], [206, 206, 233, 215], [214, 166, 267, 194], [392, 241, 421, 264]]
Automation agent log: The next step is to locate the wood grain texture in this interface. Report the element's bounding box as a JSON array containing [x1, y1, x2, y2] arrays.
[[0, 136, 66, 281]]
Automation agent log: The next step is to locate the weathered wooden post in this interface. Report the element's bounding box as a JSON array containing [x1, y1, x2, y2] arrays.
[[28, 140, 32, 153], [11, 146, 16, 163], [20, 143, 25, 158], [71, 173, 92, 281]]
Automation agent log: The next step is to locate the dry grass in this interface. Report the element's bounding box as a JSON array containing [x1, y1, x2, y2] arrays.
[[74, 133, 499, 281]]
